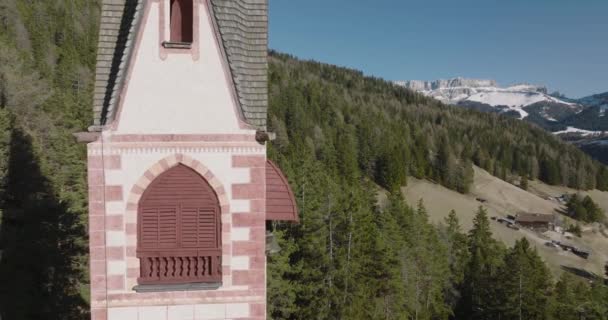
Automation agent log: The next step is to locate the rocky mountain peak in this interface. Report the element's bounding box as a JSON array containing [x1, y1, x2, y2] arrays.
[[396, 77, 497, 91]]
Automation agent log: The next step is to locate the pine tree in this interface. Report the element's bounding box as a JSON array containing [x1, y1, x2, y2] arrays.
[[520, 174, 528, 190], [551, 273, 583, 320], [597, 166, 608, 191], [458, 206, 504, 320], [495, 238, 552, 320], [585, 282, 608, 319], [440, 210, 469, 312], [0, 108, 12, 206], [368, 194, 409, 319], [267, 230, 299, 319]]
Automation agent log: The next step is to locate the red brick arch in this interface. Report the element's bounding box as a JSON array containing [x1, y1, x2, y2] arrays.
[[126, 153, 229, 211]]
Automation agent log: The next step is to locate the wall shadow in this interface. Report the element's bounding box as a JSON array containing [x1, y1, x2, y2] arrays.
[[0, 128, 89, 319]]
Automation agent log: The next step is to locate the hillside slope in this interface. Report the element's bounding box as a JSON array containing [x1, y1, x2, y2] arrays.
[[399, 167, 608, 277]]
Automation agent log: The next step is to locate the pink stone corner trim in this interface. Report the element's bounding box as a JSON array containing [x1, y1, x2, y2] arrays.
[[91, 308, 108, 320]]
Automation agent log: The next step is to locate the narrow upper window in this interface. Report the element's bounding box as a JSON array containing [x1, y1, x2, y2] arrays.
[[170, 0, 193, 43]]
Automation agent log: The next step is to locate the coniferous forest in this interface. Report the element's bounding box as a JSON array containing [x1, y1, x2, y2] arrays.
[[266, 53, 608, 319], [0, 2, 607, 319]]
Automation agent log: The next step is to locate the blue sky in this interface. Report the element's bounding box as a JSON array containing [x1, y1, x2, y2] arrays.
[[269, 0, 608, 98]]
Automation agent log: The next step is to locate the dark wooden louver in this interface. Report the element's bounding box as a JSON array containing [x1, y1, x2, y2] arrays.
[[137, 165, 221, 284], [266, 160, 299, 222]]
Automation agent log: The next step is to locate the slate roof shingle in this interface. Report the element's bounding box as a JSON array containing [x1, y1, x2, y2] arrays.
[[92, 0, 268, 129]]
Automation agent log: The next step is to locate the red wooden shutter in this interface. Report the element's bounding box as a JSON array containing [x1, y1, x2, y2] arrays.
[[137, 165, 221, 284], [181, 206, 218, 248], [180, 206, 199, 247], [140, 207, 160, 249], [140, 206, 178, 249], [158, 206, 178, 248]]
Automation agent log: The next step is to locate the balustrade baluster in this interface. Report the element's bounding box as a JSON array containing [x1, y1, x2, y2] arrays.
[[161, 257, 168, 279], [217, 256, 222, 276], [167, 257, 175, 279], [141, 258, 149, 278], [175, 257, 182, 278], [138, 252, 221, 283], [201, 256, 207, 277], [151, 257, 159, 280], [190, 257, 196, 277], [183, 257, 189, 278]]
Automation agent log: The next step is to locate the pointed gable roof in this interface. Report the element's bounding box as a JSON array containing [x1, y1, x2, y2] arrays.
[[92, 0, 268, 129]]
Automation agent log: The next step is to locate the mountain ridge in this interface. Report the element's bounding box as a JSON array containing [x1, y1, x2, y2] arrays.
[[396, 77, 583, 120], [396, 77, 608, 164], [397, 77, 608, 129]]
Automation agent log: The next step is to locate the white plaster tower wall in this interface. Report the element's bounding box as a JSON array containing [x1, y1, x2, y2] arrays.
[[116, 1, 252, 135]]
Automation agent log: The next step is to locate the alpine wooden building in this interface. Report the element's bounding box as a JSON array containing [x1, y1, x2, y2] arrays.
[[515, 213, 555, 231]]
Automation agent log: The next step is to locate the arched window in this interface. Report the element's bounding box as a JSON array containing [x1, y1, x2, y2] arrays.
[[170, 0, 193, 43], [137, 164, 221, 285]]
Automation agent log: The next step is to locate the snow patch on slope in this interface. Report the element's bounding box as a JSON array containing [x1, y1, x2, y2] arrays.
[[553, 127, 603, 137], [466, 91, 542, 119]]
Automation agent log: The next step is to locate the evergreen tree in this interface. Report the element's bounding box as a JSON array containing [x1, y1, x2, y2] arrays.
[[267, 230, 299, 319], [551, 273, 585, 320], [368, 194, 409, 319], [495, 238, 552, 320], [540, 157, 561, 185], [597, 166, 608, 191], [440, 210, 469, 312], [0, 108, 12, 207], [584, 282, 608, 319], [0, 2, 96, 318], [458, 206, 505, 320], [520, 174, 528, 190], [567, 194, 605, 223]]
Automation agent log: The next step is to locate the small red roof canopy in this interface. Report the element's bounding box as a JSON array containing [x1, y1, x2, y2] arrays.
[[266, 160, 299, 222]]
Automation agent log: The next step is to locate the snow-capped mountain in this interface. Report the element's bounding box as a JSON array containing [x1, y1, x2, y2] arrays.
[[395, 78, 608, 164], [576, 91, 608, 109], [395, 77, 583, 120], [563, 92, 608, 131]]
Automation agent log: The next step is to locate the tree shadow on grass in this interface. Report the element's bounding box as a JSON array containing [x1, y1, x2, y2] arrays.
[[560, 265, 601, 282], [0, 128, 89, 319], [554, 207, 568, 216]]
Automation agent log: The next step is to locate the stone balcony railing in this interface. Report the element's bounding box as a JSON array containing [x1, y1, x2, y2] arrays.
[[137, 249, 222, 285]]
